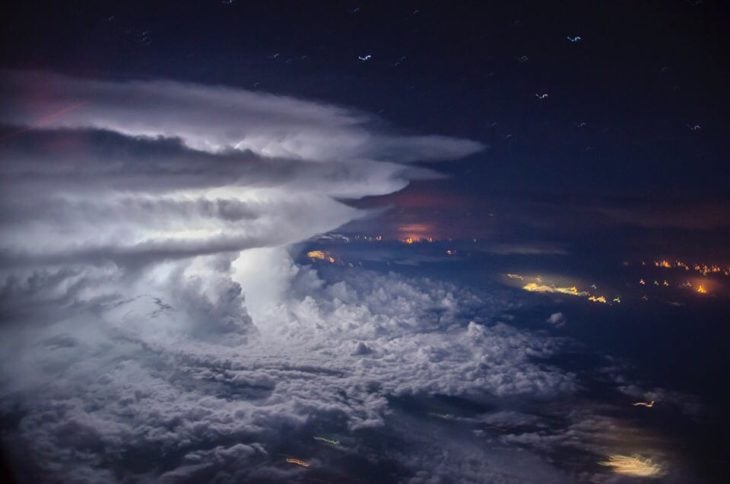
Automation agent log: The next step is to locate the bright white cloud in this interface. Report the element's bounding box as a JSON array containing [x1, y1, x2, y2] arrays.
[[0, 71, 697, 483], [0, 71, 482, 267], [0, 70, 484, 162], [0, 264, 577, 482]]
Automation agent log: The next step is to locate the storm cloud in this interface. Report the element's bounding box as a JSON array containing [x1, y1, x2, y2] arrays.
[[0, 71, 670, 483], [0, 71, 484, 268]]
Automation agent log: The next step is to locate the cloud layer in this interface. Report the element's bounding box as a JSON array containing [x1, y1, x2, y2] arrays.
[[0, 71, 498, 481], [0, 70, 483, 268], [0, 72, 695, 482], [1, 261, 581, 482]]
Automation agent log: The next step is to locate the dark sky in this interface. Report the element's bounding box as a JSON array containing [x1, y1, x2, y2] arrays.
[[2, 0, 729, 258]]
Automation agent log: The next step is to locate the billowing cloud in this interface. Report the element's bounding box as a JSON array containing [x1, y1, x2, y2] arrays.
[[0, 71, 700, 482], [0, 70, 483, 162], [0, 71, 482, 270], [546, 312, 566, 327], [0, 263, 579, 482]]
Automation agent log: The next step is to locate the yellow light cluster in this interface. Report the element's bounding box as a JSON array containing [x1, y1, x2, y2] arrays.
[[518, 278, 616, 304], [637, 277, 714, 295], [653, 259, 729, 277], [599, 454, 662, 477], [401, 236, 435, 244], [522, 282, 586, 296], [397, 223, 434, 244], [306, 250, 335, 263]]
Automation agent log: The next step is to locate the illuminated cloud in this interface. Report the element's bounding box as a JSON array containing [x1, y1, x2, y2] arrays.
[[546, 312, 566, 327], [0, 70, 484, 162], [0, 70, 483, 270], [0, 267, 577, 482], [4, 71, 595, 483], [0, 70, 695, 483]]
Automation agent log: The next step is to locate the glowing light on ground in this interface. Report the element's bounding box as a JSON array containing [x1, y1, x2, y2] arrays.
[[307, 250, 327, 260], [306, 250, 335, 263], [505, 260, 726, 305], [522, 282, 585, 296], [599, 454, 662, 477], [397, 223, 434, 244], [286, 457, 310, 468], [653, 259, 729, 277]]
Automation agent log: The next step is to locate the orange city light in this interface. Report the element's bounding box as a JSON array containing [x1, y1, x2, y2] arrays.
[[306, 250, 335, 263], [286, 457, 310, 468]]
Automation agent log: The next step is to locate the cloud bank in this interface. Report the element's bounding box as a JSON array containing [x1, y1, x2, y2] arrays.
[[0, 71, 692, 482]]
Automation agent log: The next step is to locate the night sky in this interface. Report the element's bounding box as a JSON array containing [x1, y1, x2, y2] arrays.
[[3, 0, 728, 256], [1, 1, 730, 483]]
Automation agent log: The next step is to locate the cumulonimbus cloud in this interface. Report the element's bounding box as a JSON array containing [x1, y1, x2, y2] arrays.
[[0, 71, 606, 482], [0, 70, 483, 268], [0, 71, 688, 483], [0, 70, 483, 161]]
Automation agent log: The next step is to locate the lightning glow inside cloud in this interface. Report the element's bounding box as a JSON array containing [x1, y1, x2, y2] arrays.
[[0, 71, 682, 482]]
